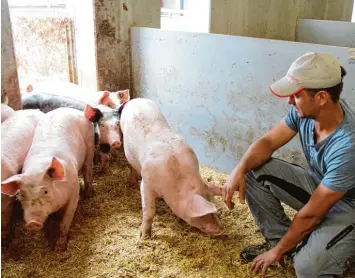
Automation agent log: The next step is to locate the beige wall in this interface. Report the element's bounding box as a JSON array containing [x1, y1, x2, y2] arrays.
[[94, 0, 160, 92], [210, 0, 354, 41]]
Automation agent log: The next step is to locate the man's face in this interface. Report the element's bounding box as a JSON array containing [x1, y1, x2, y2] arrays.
[[288, 90, 320, 119]]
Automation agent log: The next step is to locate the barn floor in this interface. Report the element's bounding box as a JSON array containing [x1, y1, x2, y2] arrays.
[[2, 149, 300, 278]]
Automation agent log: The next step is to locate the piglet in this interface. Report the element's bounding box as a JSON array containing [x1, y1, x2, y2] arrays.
[[120, 98, 223, 238], [1, 103, 15, 123], [1, 107, 95, 251], [1, 109, 44, 245]]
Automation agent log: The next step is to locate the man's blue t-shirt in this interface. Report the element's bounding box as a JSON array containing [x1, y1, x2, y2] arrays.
[[285, 99, 355, 205]]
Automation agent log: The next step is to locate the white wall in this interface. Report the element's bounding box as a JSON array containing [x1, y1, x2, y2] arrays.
[[131, 28, 355, 173]]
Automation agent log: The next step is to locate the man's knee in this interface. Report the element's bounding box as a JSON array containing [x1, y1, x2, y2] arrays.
[[293, 247, 345, 278]]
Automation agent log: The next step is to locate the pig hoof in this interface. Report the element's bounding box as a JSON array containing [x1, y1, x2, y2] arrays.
[[1, 237, 11, 249], [54, 236, 68, 252], [140, 230, 151, 240], [83, 187, 94, 199], [130, 179, 139, 187]]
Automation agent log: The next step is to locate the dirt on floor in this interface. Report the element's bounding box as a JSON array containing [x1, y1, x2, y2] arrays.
[[0, 150, 307, 278]]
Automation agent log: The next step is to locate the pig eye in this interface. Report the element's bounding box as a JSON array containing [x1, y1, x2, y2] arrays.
[[44, 190, 48, 194]]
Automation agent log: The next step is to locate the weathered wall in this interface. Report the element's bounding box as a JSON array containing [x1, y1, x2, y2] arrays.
[[210, 0, 354, 41], [131, 28, 355, 173], [94, 0, 160, 92], [296, 19, 355, 48], [1, 0, 21, 108]]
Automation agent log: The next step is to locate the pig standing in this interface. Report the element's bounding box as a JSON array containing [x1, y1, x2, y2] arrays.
[[1, 108, 95, 251], [1, 104, 15, 123], [1, 109, 44, 245], [25, 80, 129, 108], [22, 92, 130, 171], [120, 98, 223, 238]]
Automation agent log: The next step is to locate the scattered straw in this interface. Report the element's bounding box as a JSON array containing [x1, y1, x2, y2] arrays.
[[2, 150, 300, 278]]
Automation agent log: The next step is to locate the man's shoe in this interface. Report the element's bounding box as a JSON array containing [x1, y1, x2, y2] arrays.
[[240, 242, 271, 264]]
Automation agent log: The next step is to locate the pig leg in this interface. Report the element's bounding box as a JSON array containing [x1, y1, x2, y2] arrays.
[[100, 152, 109, 172], [129, 165, 139, 187], [54, 183, 79, 252], [82, 142, 95, 198], [140, 180, 156, 239], [1, 195, 15, 246]]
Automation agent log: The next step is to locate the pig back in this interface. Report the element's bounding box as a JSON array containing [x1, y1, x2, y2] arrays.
[[22, 93, 96, 113], [1, 110, 44, 180], [24, 108, 93, 172], [120, 98, 173, 166], [120, 98, 171, 138]]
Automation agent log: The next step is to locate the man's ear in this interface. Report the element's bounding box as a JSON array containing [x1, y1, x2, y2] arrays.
[[317, 90, 330, 106]]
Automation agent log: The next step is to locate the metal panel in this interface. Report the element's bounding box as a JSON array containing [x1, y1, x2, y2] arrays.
[[131, 28, 355, 173], [296, 19, 355, 48]]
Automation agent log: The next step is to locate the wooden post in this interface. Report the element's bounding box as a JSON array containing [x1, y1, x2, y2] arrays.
[[1, 0, 21, 109], [94, 0, 160, 94]]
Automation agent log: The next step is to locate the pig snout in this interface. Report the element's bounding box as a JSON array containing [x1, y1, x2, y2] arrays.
[[26, 220, 43, 231], [193, 213, 223, 237], [205, 222, 224, 236], [110, 140, 121, 149]]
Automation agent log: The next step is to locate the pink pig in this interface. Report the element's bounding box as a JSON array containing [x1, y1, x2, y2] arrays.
[[1, 109, 44, 244], [97, 89, 130, 108], [1, 103, 15, 123], [120, 98, 223, 238], [84, 88, 130, 171], [25, 80, 130, 109], [1, 107, 95, 251]]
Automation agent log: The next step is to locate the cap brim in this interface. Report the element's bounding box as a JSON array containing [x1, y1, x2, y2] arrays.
[[270, 76, 304, 98]]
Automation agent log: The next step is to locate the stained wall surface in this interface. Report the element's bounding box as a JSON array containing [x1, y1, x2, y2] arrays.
[[131, 28, 355, 173]]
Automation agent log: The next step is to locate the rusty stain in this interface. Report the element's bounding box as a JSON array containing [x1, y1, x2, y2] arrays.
[[1, 70, 21, 110], [97, 19, 116, 39], [122, 3, 128, 11]]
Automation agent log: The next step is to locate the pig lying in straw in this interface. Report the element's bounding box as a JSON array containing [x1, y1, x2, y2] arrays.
[[1, 107, 95, 251], [120, 98, 224, 238], [1, 109, 44, 245], [24, 80, 129, 109]]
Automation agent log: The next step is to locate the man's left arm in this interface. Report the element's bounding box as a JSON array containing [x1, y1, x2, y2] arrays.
[[251, 185, 346, 277], [274, 184, 345, 255]]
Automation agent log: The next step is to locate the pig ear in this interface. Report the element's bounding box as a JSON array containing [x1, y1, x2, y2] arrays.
[[116, 89, 130, 104], [26, 84, 33, 93], [205, 182, 222, 197], [98, 91, 110, 104], [1, 175, 22, 196], [47, 157, 65, 180], [187, 194, 217, 218], [84, 104, 103, 122]]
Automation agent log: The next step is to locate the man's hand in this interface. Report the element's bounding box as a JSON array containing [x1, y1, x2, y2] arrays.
[[222, 166, 246, 207], [250, 247, 284, 277]]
